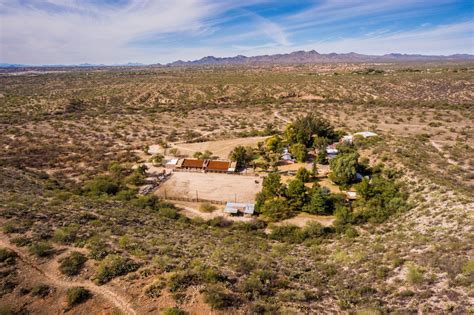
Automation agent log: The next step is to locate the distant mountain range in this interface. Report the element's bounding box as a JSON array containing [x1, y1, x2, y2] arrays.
[[167, 50, 474, 66], [1, 51, 473, 68]]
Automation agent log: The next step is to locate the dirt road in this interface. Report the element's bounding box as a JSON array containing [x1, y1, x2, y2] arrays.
[[0, 234, 137, 315]]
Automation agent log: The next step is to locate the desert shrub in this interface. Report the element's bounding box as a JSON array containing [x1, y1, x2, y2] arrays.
[[0, 248, 16, 263], [2, 221, 19, 234], [207, 216, 233, 228], [199, 202, 216, 213], [163, 307, 187, 315], [53, 224, 79, 244], [168, 270, 200, 292], [159, 207, 180, 220], [406, 264, 424, 285], [83, 176, 119, 196], [144, 281, 165, 298], [30, 284, 51, 297], [87, 238, 109, 261], [59, 252, 87, 276], [242, 269, 279, 299], [10, 236, 31, 247], [0, 305, 13, 315], [95, 255, 139, 285], [66, 287, 91, 307], [269, 225, 305, 243], [203, 284, 237, 309], [28, 241, 54, 257]]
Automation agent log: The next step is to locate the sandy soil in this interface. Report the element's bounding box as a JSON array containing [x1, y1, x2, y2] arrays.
[[149, 136, 268, 159], [155, 172, 262, 203], [275, 213, 335, 228], [173, 201, 255, 222]]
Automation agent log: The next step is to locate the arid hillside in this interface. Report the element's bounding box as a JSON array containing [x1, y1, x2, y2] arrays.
[[0, 63, 473, 314]]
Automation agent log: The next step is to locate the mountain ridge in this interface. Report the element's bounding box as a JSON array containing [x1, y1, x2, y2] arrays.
[[167, 50, 474, 66]]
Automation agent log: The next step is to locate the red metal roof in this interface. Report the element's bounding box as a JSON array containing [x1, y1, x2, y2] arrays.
[[207, 160, 230, 171], [181, 159, 204, 168]]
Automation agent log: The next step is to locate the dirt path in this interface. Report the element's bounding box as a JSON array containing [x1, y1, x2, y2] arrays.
[[0, 235, 137, 315], [274, 111, 290, 123], [430, 140, 457, 165]]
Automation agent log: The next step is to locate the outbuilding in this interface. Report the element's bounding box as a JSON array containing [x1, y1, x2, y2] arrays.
[[224, 202, 255, 216]]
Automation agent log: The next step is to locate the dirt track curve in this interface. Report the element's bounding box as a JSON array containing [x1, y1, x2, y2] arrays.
[[0, 235, 137, 315]]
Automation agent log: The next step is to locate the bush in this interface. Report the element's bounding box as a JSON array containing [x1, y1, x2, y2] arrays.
[[59, 252, 87, 276], [203, 284, 237, 309], [66, 287, 91, 307], [269, 225, 305, 243], [406, 264, 424, 285], [95, 255, 139, 285], [83, 176, 119, 196], [144, 281, 165, 298], [159, 207, 180, 220], [53, 224, 79, 244], [199, 202, 216, 213], [163, 307, 187, 315], [168, 270, 200, 292], [0, 248, 16, 263], [30, 284, 51, 297], [28, 241, 54, 257]]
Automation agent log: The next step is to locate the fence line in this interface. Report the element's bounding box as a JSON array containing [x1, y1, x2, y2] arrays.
[[158, 195, 227, 205]]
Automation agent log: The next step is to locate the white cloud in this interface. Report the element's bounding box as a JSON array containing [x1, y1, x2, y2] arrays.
[[0, 0, 472, 64]]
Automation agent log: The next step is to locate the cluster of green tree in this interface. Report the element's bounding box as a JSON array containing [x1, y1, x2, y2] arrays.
[[255, 172, 345, 222], [229, 146, 255, 169], [284, 113, 341, 148]]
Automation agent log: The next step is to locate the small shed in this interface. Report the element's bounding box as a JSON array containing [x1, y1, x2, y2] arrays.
[[224, 202, 255, 215], [165, 158, 179, 169], [281, 148, 294, 162]]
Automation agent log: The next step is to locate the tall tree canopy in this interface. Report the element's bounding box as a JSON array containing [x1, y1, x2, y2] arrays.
[[284, 113, 337, 148]]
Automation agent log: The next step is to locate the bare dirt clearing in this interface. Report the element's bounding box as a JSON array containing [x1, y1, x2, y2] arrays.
[[156, 172, 262, 203], [275, 213, 336, 228], [150, 136, 268, 159]]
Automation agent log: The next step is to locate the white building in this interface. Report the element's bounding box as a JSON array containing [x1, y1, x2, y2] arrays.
[[224, 202, 255, 215], [281, 148, 294, 162]]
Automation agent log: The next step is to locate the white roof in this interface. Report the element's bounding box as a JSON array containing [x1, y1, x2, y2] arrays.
[[354, 131, 378, 138], [166, 158, 179, 165], [224, 202, 255, 214], [326, 148, 338, 154]]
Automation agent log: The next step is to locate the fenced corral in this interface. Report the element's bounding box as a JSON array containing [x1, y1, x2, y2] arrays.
[[155, 171, 262, 203]]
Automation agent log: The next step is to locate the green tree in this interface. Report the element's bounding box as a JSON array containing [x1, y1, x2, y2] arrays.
[[315, 150, 328, 165], [329, 153, 359, 187], [295, 167, 311, 183], [255, 173, 284, 212], [265, 135, 282, 153], [229, 145, 254, 168], [285, 113, 336, 147], [303, 186, 332, 215], [289, 144, 307, 162], [286, 179, 307, 211], [260, 197, 292, 221]]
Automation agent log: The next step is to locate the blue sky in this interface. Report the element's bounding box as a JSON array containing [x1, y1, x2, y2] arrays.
[[0, 0, 473, 65]]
